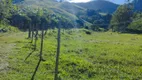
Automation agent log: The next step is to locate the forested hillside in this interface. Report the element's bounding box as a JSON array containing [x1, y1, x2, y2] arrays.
[[0, 0, 142, 33], [12, 0, 117, 30]]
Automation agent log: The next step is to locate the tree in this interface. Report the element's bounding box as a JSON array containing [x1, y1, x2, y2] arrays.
[[128, 13, 142, 33], [27, 17, 32, 38], [109, 5, 133, 32], [77, 9, 112, 30], [31, 8, 43, 49], [31, 21, 45, 80], [0, 0, 13, 24]]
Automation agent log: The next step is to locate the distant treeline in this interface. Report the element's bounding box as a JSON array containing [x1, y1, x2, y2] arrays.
[[9, 9, 75, 30], [0, 0, 142, 33]]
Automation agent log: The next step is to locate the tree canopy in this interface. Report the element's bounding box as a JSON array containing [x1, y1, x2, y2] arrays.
[[109, 5, 133, 32], [0, 0, 13, 23]]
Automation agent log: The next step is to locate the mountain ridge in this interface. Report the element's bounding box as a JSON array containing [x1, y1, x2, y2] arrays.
[[14, 0, 119, 15], [74, 0, 119, 14]]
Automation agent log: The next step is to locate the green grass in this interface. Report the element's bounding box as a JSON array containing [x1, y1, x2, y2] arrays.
[[0, 29, 142, 80]]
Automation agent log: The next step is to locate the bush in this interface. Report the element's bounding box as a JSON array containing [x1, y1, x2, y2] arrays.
[[82, 29, 92, 35], [0, 24, 19, 32]]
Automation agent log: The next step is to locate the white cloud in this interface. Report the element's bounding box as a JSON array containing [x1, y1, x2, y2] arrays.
[[68, 0, 93, 3]]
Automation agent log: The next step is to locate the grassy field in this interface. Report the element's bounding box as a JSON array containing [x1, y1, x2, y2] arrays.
[[0, 29, 142, 80]]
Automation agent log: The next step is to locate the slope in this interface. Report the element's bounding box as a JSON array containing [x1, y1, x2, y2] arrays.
[[15, 0, 80, 20], [133, 0, 142, 12], [75, 0, 119, 14]]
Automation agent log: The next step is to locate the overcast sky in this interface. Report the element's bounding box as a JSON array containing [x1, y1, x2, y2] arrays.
[[66, 0, 133, 4]]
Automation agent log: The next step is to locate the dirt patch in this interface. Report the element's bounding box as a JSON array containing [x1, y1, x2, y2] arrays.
[[0, 43, 16, 72], [0, 32, 26, 73]]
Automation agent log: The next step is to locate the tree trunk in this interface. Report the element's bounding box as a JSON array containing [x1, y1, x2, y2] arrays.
[[28, 24, 31, 38], [31, 25, 34, 43], [44, 25, 49, 35], [34, 25, 38, 50], [40, 24, 44, 60]]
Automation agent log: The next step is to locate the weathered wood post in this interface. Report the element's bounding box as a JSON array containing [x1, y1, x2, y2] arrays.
[[31, 24, 44, 80], [54, 22, 61, 80]]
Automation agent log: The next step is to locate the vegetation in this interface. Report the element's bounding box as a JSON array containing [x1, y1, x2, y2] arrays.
[[0, 0, 142, 33], [0, 0, 18, 32], [0, 0, 14, 24], [1, 29, 142, 80], [110, 5, 133, 32], [128, 12, 142, 33], [75, 0, 119, 14], [0, 0, 142, 80], [77, 9, 112, 30], [11, 0, 118, 30]]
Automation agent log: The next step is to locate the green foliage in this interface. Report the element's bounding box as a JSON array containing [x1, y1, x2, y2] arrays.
[[0, 24, 19, 32], [128, 13, 142, 33], [11, 0, 119, 30], [0, 0, 13, 23], [9, 7, 74, 30], [128, 19, 142, 31], [77, 9, 112, 30], [90, 25, 100, 31], [110, 5, 133, 32]]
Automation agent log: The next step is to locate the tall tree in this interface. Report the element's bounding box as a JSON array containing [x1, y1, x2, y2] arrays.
[[109, 4, 133, 32], [27, 17, 32, 38], [33, 8, 43, 50], [0, 0, 13, 24]]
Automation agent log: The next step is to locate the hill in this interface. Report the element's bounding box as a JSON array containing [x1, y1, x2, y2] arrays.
[[12, 0, 118, 29], [14, 0, 119, 18], [14, 0, 81, 20], [133, 0, 142, 12], [75, 0, 119, 14]]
